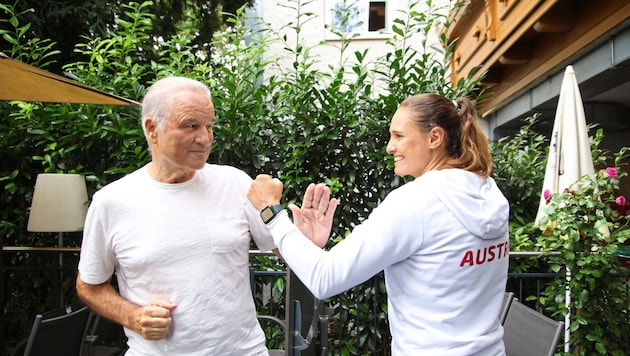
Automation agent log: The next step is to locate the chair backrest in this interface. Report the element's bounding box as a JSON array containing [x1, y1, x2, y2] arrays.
[[83, 311, 127, 356], [250, 267, 286, 353], [23, 303, 91, 356], [499, 291, 515, 324], [503, 299, 564, 356]]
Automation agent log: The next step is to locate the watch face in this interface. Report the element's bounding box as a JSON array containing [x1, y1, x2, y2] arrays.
[[261, 207, 274, 222], [261, 205, 282, 223]]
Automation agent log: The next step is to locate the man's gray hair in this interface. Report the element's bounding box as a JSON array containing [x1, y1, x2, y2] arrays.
[[141, 76, 212, 141]]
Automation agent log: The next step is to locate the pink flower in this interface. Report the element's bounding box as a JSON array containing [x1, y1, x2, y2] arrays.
[[606, 167, 618, 178], [543, 189, 551, 201], [615, 196, 628, 216]]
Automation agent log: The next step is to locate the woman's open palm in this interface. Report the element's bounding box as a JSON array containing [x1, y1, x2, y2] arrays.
[[289, 183, 338, 248]]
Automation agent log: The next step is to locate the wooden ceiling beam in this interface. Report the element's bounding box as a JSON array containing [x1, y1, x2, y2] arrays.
[[499, 45, 531, 65], [479, 69, 502, 86], [533, 4, 574, 33]]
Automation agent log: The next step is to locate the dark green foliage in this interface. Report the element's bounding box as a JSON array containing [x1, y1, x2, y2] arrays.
[[491, 114, 548, 227], [491, 114, 548, 254], [0, 0, 255, 74]]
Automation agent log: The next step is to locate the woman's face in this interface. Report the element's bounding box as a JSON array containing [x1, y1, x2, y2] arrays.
[[385, 107, 433, 178]]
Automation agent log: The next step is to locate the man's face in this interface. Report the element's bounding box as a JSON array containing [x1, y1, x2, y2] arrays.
[[146, 91, 215, 181]]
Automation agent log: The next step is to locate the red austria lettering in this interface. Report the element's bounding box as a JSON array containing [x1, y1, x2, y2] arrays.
[[459, 241, 510, 267]]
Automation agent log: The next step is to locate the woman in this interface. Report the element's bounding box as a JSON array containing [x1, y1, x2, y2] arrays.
[[248, 93, 509, 355]]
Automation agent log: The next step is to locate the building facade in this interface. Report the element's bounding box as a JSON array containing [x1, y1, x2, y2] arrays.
[[251, 0, 629, 164], [446, 0, 630, 154], [249, 0, 448, 94]]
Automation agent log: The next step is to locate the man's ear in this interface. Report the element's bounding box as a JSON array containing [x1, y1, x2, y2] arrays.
[[428, 126, 445, 149], [145, 118, 158, 140]]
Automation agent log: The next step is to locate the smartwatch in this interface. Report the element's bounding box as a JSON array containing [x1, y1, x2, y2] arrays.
[[260, 204, 284, 224]]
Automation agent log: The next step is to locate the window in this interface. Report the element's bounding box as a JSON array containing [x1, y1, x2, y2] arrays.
[[327, 0, 387, 35], [368, 1, 386, 31]]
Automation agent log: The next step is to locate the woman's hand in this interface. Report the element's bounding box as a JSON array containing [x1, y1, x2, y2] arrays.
[[289, 183, 338, 248], [248, 175, 338, 248]]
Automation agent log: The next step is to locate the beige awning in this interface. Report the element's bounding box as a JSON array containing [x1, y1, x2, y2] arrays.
[[0, 52, 140, 106]]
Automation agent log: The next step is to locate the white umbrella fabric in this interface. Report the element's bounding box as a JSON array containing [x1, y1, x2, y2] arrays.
[[534, 65, 596, 353], [535, 65, 594, 225]]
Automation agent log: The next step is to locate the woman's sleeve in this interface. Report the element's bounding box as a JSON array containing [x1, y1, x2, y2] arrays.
[[267, 189, 425, 299]]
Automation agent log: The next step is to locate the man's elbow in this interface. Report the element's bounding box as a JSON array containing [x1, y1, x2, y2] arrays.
[[75, 272, 90, 301], [75, 273, 111, 300]]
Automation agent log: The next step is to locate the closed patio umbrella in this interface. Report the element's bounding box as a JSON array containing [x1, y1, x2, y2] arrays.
[[535, 65, 594, 225], [0, 52, 140, 106], [534, 65, 598, 353]]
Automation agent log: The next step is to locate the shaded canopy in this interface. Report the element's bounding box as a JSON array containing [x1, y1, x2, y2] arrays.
[[0, 52, 139, 106]]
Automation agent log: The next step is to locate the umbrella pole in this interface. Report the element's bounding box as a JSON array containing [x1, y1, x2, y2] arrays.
[[565, 267, 571, 353]]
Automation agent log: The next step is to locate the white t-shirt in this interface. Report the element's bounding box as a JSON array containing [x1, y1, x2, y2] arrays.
[[268, 169, 509, 355], [78, 164, 275, 355]]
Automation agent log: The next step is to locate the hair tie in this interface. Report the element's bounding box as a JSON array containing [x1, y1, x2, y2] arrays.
[[452, 99, 460, 111]]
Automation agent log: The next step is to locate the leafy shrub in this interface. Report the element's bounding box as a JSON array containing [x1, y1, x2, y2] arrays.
[[536, 155, 630, 355]]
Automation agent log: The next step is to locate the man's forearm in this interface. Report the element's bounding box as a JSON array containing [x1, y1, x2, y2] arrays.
[[76, 273, 139, 330]]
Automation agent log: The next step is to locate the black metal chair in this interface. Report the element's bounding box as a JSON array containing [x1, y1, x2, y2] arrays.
[[11, 303, 91, 356], [256, 315, 286, 356], [83, 311, 127, 356], [250, 266, 334, 355], [250, 267, 286, 354], [503, 299, 564, 356], [499, 291, 515, 324]]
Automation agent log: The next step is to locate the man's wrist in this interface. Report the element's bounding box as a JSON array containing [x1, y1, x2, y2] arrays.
[[260, 204, 284, 224]]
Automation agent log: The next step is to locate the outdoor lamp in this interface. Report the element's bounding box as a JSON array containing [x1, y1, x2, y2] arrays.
[[26, 173, 88, 306], [27, 173, 88, 239]]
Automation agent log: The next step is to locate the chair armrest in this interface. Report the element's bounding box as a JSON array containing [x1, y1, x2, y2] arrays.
[[10, 339, 27, 356], [257, 315, 285, 331]]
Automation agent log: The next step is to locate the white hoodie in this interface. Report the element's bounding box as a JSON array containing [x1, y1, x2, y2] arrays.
[[267, 168, 509, 355]]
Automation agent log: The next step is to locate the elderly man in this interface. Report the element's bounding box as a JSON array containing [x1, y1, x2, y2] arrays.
[[76, 76, 277, 355]]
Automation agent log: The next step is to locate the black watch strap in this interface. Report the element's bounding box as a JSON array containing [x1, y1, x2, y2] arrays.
[[260, 204, 283, 224]]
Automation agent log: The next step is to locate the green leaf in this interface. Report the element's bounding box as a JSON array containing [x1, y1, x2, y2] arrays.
[[2, 33, 17, 45]]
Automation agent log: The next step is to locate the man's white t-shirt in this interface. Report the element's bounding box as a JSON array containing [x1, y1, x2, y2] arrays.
[[78, 164, 275, 355]]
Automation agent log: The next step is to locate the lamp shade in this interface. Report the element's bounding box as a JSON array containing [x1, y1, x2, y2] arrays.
[[27, 173, 88, 232]]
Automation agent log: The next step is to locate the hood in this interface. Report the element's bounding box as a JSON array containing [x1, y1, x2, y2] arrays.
[[420, 169, 509, 240]]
